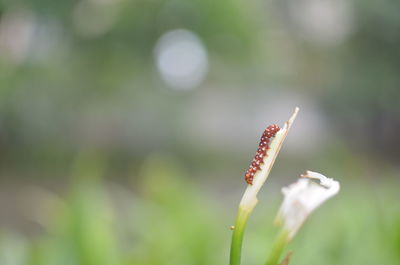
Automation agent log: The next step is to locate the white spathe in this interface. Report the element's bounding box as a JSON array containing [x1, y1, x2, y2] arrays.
[[276, 171, 340, 239]]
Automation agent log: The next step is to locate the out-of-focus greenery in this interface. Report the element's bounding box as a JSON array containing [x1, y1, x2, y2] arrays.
[[0, 0, 399, 264], [0, 153, 399, 265]]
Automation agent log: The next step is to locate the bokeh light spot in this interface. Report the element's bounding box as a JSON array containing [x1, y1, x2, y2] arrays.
[[154, 29, 208, 91]]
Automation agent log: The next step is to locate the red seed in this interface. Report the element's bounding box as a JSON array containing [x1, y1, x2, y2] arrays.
[[257, 147, 266, 154]]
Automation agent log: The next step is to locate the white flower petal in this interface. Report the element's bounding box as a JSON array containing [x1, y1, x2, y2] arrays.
[[276, 171, 340, 239]]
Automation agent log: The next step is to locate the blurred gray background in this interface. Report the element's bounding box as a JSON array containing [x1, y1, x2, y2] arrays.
[[0, 0, 399, 265]]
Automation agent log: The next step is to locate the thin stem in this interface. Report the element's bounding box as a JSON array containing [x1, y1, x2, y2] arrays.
[[229, 206, 252, 265], [265, 229, 289, 265]]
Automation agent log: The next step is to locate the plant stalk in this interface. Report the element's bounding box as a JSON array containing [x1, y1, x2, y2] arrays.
[[229, 206, 252, 265], [265, 229, 289, 265]]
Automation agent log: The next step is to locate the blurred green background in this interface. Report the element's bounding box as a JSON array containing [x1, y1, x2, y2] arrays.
[[0, 0, 399, 264]]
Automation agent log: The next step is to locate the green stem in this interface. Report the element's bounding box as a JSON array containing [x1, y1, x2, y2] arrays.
[[229, 206, 252, 265], [265, 229, 289, 265]]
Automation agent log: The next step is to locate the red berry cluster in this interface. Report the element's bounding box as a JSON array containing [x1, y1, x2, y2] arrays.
[[244, 124, 280, 185]]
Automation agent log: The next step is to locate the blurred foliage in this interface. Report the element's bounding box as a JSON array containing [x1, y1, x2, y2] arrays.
[[0, 153, 399, 265], [0, 0, 399, 264]]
